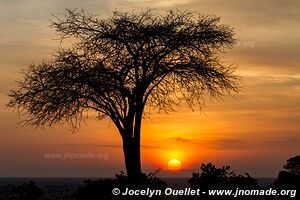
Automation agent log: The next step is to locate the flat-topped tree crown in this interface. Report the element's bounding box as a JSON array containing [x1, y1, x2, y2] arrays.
[[8, 9, 239, 179]]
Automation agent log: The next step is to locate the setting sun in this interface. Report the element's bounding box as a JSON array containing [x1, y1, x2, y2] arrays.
[[167, 159, 182, 171]]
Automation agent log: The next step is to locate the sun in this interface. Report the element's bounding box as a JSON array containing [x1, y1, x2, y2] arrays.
[[168, 159, 182, 171]]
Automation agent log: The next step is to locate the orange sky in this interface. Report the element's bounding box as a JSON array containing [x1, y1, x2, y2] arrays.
[[0, 0, 300, 177]]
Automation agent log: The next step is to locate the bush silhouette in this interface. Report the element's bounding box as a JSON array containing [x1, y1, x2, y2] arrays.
[[283, 155, 300, 176], [74, 171, 167, 200], [0, 184, 18, 200], [188, 163, 258, 189], [14, 181, 43, 200], [177, 163, 258, 200], [273, 155, 300, 199]]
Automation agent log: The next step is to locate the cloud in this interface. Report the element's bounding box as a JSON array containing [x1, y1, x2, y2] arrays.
[[113, 0, 194, 8], [141, 144, 165, 149], [210, 139, 251, 150], [176, 0, 300, 71], [171, 134, 300, 151], [59, 143, 164, 149], [263, 135, 300, 149], [171, 137, 251, 150], [173, 137, 192, 143], [58, 143, 121, 148]]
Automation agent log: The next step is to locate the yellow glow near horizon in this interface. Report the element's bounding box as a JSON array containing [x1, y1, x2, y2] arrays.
[[168, 159, 182, 171]]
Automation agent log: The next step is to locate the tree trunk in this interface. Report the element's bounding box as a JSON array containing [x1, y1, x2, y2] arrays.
[[122, 93, 143, 181], [122, 136, 141, 180]]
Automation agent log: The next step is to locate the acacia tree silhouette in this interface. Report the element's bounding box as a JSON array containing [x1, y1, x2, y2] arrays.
[[8, 9, 239, 180]]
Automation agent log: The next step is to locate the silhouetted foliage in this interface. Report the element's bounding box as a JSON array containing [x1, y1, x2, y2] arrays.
[[0, 183, 78, 200], [0, 184, 18, 200], [8, 8, 239, 179], [14, 181, 43, 200], [179, 163, 258, 200], [74, 171, 167, 200], [274, 155, 300, 194], [283, 155, 300, 176], [188, 163, 258, 189], [175, 163, 259, 200], [41, 184, 78, 200]]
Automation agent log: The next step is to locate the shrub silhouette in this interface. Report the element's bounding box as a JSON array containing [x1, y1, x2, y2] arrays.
[[283, 155, 300, 176], [273, 155, 300, 199], [14, 181, 43, 200], [188, 163, 258, 189], [178, 163, 258, 200], [74, 171, 167, 200], [0, 184, 18, 200]]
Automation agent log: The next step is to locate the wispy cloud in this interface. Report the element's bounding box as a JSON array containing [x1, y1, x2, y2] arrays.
[[114, 0, 195, 8], [59, 143, 164, 149], [171, 134, 300, 150]]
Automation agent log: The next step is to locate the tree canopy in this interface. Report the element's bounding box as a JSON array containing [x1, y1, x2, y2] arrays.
[[8, 9, 239, 179], [8, 9, 238, 131]]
